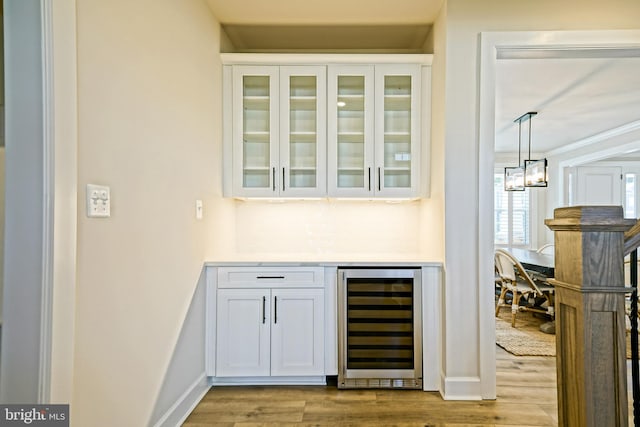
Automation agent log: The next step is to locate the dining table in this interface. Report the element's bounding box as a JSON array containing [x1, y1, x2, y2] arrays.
[[510, 247, 554, 280]]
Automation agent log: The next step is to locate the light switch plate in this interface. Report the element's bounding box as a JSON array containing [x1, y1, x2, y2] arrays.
[[195, 199, 203, 220], [87, 184, 111, 218]]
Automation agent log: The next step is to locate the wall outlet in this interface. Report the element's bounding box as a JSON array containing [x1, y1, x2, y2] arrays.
[[87, 184, 110, 218]]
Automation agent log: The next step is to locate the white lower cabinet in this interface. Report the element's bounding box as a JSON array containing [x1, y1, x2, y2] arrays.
[[216, 289, 271, 377], [214, 267, 325, 381]]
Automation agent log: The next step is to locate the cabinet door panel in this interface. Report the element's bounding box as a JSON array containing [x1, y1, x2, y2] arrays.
[[280, 66, 327, 197], [375, 65, 421, 198], [232, 66, 280, 197], [271, 288, 325, 376], [327, 65, 375, 197], [216, 289, 270, 377]]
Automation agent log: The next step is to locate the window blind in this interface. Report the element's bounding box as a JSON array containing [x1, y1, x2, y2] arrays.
[[494, 172, 530, 246]]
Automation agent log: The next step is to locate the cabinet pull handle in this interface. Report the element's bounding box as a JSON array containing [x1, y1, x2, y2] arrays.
[[282, 167, 285, 191], [272, 167, 276, 191], [378, 167, 381, 191], [368, 167, 371, 191], [274, 296, 278, 324], [256, 275, 285, 279], [262, 296, 266, 324]]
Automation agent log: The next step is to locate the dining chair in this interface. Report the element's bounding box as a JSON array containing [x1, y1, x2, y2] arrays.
[[536, 243, 554, 255], [494, 248, 555, 327]]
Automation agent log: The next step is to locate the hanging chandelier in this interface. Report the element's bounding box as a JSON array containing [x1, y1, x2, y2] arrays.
[[504, 111, 547, 191]]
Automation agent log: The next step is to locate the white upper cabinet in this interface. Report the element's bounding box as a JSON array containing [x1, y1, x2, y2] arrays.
[[375, 65, 421, 198], [280, 66, 327, 197], [230, 65, 326, 197], [223, 54, 431, 199], [327, 64, 421, 198], [232, 66, 279, 197], [327, 66, 375, 197]]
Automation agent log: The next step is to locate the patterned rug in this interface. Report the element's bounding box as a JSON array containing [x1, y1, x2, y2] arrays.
[[495, 312, 556, 356], [495, 311, 640, 358]]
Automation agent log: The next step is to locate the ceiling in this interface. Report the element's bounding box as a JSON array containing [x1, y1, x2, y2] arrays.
[[495, 55, 640, 155], [206, 0, 443, 25], [207, 0, 441, 52], [205, 1, 640, 159]]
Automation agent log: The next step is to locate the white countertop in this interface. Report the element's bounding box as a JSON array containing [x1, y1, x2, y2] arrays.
[[205, 260, 443, 267]]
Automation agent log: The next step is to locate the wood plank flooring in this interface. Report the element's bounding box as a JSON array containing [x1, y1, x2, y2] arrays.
[[184, 346, 559, 426]]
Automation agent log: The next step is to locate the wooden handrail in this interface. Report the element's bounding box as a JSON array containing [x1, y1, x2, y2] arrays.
[[624, 218, 640, 256]]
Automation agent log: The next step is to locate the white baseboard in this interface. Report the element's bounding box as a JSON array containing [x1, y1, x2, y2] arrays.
[[209, 376, 326, 386], [152, 373, 210, 427], [439, 374, 482, 400]]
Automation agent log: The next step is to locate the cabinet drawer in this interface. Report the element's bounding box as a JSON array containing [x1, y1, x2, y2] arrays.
[[217, 267, 325, 288]]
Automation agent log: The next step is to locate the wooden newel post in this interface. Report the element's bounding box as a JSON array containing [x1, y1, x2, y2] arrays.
[[545, 206, 635, 427]]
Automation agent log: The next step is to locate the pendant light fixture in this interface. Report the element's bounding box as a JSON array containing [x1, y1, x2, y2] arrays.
[[504, 111, 547, 191], [504, 113, 527, 191], [521, 112, 548, 187]]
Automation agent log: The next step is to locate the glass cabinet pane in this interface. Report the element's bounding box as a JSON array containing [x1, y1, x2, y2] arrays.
[[288, 75, 317, 189], [242, 75, 271, 188], [383, 75, 412, 189], [336, 76, 366, 188]]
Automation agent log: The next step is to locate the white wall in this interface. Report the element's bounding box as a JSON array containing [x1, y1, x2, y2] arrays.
[[442, 0, 640, 399], [73, 0, 225, 425]]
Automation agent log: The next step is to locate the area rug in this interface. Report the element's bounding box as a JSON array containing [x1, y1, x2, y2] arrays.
[[495, 317, 556, 356]]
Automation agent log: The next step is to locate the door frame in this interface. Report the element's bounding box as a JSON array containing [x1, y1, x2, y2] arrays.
[[1, 0, 77, 403], [478, 30, 640, 399]]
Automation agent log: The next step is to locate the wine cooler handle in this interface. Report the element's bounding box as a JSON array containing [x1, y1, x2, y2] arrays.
[[368, 167, 371, 191], [378, 167, 381, 191], [282, 167, 286, 191], [274, 296, 278, 324], [262, 296, 266, 324]]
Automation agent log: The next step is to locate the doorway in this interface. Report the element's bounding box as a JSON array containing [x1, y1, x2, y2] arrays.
[[479, 29, 640, 399]]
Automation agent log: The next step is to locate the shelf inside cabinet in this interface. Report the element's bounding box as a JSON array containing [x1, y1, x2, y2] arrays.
[[243, 170, 271, 189], [336, 168, 366, 188], [243, 131, 271, 143], [384, 95, 411, 111], [289, 170, 317, 188], [289, 132, 318, 144], [290, 96, 317, 111], [337, 132, 365, 142], [243, 96, 270, 111], [383, 168, 411, 188], [384, 131, 411, 139]]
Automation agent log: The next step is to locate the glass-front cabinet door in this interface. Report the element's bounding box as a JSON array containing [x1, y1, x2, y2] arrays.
[[328, 64, 421, 198], [327, 66, 375, 197], [232, 65, 326, 197], [232, 66, 279, 197], [279, 66, 326, 197], [374, 65, 421, 198]]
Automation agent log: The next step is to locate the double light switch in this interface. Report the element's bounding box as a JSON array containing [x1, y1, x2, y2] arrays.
[[86, 184, 111, 218]]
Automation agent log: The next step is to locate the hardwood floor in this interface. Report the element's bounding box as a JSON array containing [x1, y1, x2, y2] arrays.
[[184, 346, 559, 426]]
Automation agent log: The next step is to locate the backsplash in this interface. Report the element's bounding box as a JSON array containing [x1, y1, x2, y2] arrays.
[[231, 199, 424, 260]]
